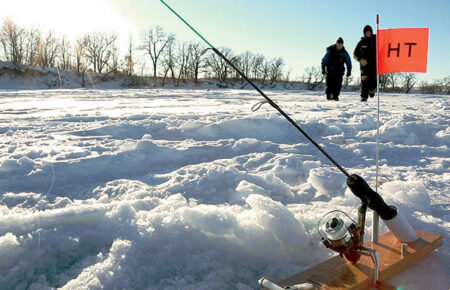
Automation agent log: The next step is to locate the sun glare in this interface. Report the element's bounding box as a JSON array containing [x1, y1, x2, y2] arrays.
[[1, 0, 134, 41]]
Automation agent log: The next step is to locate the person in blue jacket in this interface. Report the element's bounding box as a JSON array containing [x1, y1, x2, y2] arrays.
[[321, 37, 352, 101]]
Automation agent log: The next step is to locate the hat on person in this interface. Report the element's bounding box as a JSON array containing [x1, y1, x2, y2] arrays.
[[363, 25, 373, 34]]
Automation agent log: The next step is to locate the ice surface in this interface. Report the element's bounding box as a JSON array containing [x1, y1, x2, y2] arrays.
[[0, 88, 448, 289]]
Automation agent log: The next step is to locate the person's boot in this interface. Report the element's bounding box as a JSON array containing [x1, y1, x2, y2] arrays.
[[361, 91, 369, 102], [326, 94, 332, 100], [369, 90, 375, 98], [333, 96, 339, 101]]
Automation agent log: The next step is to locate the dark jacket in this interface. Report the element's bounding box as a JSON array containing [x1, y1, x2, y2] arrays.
[[354, 35, 377, 69], [321, 44, 352, 76]]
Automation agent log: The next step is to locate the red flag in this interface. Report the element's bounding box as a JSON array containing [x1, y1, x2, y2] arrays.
[[377, 28, 429, 74]]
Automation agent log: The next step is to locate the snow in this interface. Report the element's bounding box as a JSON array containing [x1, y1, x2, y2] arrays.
[[0, 88, 448, 289], [307, 167, 346, 195], [0, 62, 124, 90]]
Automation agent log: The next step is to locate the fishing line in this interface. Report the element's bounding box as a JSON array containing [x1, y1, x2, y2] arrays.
[[160, 0, 350, 178], [36, 128, 56, 289]]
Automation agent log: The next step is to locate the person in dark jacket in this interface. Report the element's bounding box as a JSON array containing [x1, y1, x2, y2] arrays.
[[321, 37, 352, 101], [354, 25, 377, 101]]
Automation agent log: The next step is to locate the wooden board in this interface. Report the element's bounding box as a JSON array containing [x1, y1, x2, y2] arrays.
[[275, 230, 443, 290]]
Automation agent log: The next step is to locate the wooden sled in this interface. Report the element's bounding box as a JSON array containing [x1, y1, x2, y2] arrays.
[[274, 230, 443, 289]]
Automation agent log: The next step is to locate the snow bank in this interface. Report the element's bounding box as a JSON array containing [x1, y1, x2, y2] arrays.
[[0, 62, 123, 89], [380, 180, 431, 211]]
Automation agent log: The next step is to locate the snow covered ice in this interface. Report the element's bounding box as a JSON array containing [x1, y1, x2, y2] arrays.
[[0, 88, 448, 289]]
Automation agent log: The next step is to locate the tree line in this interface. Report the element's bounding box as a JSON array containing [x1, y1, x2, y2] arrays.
[[298, 67, 450, 94], [1, 18, 449, 93], [0, 18, 288, 88], [378, 73, 450, 94]]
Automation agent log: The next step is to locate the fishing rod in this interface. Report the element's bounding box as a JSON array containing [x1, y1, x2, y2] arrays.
[[161, 1, 419, 287], [160, 0, 350, 178]]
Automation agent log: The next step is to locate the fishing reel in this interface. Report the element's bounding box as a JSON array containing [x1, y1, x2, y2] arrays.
[[318, 204, 380, 285], [319, 211, 362, 263], [316, 175, 384, 284], [316, 174, 420, 285]]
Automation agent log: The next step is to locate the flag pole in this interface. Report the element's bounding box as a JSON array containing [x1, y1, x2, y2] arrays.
[[373, 14, 381, 244]]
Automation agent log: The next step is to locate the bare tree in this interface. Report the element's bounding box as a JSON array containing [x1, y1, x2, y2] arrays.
[[442, 76, 450, 94], [301, 66, 313, 87], [74, 37, 87, 74], [283, 68, 292, 89], [124, 35, 135, 76], [379, 74, 389, 91], [312, 66, 324, 88], [81, 33, 99, 72], [109, 46, 119, 75], [260, 59, 270, 85], [302, 66, 324, 90], [58, 36, 72, 69], [187, 41, 205, 85], [83, 31, 118, 74], [0, 18, 26, 64], [74, 37, 89, 87], [37, 30, 59, 67], [140, 26, 175, 86], [24, 26, 41, 65], [206, 46, 233, 83], [176, 41, 190, 85], [98, 32, 118, 74], [136, 54, 147, 77], [419, 80, 441, 94], [230, 54, 241, 82], [419, 80, 428, 94], [401, 73, 416, 93], [269, 57, 284, 85], [386, 73, 400, 91], [250, 54, 265, 80], [343, 75, 353, 90], [160, 57, 171, 86], [161, 39, 176, 86], [238, 51, 252, 83]]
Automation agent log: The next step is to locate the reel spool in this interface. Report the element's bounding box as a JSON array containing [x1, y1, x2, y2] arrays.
[[318, 210, 362, 263]]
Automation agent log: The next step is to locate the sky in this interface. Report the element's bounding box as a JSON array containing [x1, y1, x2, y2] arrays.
[[1, 0, 449, 81]]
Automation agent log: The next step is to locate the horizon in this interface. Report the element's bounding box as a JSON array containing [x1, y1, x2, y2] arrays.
[[1, 0, 449, 82]]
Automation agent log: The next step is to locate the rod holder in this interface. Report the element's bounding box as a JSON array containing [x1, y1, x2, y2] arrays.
[[358, 246, 379, 286], [383, 209, 418, 243]]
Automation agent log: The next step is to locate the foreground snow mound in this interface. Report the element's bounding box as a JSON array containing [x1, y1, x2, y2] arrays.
[[307, 167, 346, 196], [0, 89, 448, 289], [381, 180, 431, 211], [0, 192, 316, 289]]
